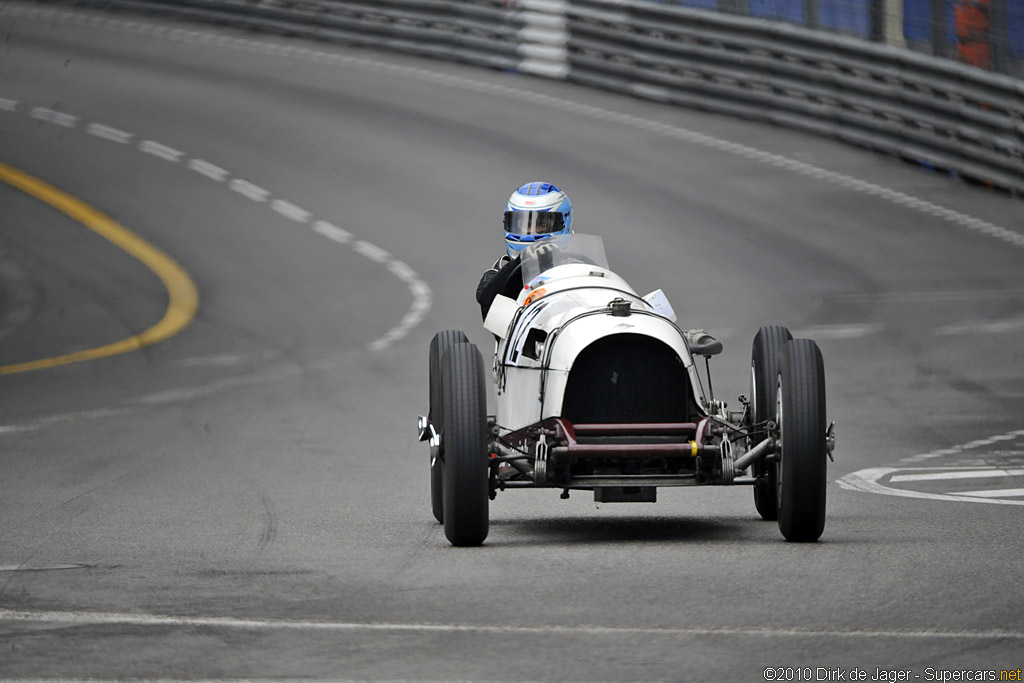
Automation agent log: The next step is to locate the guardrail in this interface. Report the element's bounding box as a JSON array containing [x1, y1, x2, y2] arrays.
[[26, 0, 1024, 194], [567, 0, 1024, 194]]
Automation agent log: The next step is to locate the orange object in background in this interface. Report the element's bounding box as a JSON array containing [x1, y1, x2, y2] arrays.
[[954, 0, 992, 68]]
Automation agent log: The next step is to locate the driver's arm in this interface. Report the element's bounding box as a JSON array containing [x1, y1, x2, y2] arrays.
[[476, 255, 522, 320]]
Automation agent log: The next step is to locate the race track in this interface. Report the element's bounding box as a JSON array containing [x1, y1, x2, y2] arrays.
[[1, 4, 1023, 679]]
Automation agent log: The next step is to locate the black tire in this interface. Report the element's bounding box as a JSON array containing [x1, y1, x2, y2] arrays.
[[750, 325, 792, 520], [428, 330, 470, 524], [441, 342, 489, 547], [776, 339, 828, 542]]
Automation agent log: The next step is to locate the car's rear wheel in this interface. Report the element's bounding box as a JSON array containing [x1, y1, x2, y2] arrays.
[[776, 339, 828, 542], [750, 325, 792, 520], [441, 342, 489, 547], [428, 330, 469, 524]]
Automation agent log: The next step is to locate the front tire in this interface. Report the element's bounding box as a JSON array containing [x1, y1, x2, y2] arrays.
[[428, 330, 469, 524], [441, 342, 489, 547], [776, 339, 828, 542], [750, 325, 792, 520]]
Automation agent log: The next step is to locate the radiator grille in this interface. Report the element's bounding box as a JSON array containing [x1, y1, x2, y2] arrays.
[[561, 334, 697, 424]]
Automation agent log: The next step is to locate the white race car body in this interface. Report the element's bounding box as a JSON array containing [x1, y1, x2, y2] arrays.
[[485, 234, 707, 434], [421, 233, 833, 545]]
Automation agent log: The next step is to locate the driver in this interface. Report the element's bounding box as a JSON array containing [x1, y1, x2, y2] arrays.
[[476, 181, 572, 320]]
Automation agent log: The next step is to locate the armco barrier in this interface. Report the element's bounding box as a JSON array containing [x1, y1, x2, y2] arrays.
[[566, 0, 1024, 193], [23, 0, 1024, 194]]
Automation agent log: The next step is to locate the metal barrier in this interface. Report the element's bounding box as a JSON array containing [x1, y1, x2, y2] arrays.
[[25, 0, 1024, 193], [567, 0, 1024, 193]]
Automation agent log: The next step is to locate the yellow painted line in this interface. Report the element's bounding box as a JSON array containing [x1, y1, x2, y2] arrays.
[[0, 160, 198, 374]]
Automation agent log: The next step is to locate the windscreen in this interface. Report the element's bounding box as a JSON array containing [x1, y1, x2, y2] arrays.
[[520, 233, 609, 287]]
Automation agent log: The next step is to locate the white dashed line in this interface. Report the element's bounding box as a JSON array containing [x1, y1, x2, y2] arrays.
[[0, 98, 18, 111], [934, 317, 1024, 336], [86, 122, 133, 143], [832, 289, 1024, 303], [387, 260, 417, 282], [1, 608, 1022, 641], [312, 220, 352, 244], [353, 240, 390, 263], [9, 2, 1021, 255], [792, 323, 882, 340], [186, 158, 228, 181], [270, 199, 311, 223], [29, 106, 78, 127], [898, 429, 1024, 464], [138, 139, 184, 162], [228, 178, 271, 202]]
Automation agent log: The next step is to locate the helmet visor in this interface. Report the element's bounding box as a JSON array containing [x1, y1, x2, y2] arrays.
[[503, 210, 565, 236]]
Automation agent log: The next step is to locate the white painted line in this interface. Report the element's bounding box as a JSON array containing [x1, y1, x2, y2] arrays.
[[86, 122, 133, 144], [186, 158, 228, 182], [13, 4, 1023, 253], [792, 323, 882, 340], [951, 488, 1024, 499], [0, 406, 143, 435], [138, 140, 183, 162], [1, 607, 1022, 641], [0, 564, 91, 572], [890, 468, 1024, 482], [934, 317, 1024, 336], [29, 106, 77, 127], [353, 240, 390, 263], [312, 220, 352, 244], [270, 199, 311, 223], [0, 367, 300, 436], [833, 289, 1024, 303], [170, 353, 268, 368], [898, 428, 1024, 463], [0, 98, 18, 111], [387, 260, 417, 283], [837, 467, 1024, 506], [228, 178, 270, 202]]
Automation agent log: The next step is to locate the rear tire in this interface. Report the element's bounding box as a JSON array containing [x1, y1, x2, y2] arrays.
[[441, 342, 489, 547], [750, 325, 792, 520], [776, 339, 828, 542], [428, 330, 469, 524]]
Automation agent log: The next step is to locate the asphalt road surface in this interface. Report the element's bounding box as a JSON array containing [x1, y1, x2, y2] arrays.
[[1, 3, 1022, 680]]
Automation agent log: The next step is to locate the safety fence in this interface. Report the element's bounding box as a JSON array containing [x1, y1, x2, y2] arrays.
[[25, 0, 1024, 194]]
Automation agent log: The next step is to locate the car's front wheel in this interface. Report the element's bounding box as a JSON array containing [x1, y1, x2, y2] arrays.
[[776, 339, 828, 542], [750, 325, 792, 520], [428, 330, 469, 524], [441, 342, 489, 547]]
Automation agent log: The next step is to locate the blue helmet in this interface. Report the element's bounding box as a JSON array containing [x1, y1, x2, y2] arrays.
[[503, 181, 572, 257]]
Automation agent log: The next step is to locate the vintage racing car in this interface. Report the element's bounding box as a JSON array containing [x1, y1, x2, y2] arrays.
[[418, 234, 835, 546]]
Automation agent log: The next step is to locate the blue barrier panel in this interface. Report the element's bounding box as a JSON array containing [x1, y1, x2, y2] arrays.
[[1010, 0, 1024, 57], [749, 0, 805, 23], [679, 0, 719, 10], [640, 0, 720, 8], [819, 0, 870, 35], [904, 0, 933, 41]]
